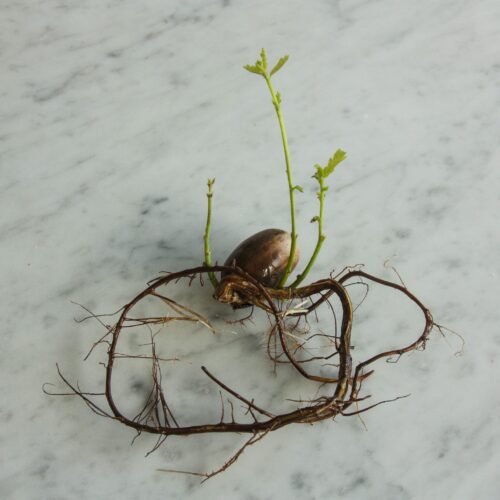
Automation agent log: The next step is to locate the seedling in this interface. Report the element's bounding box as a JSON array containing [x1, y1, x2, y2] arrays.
[[47, 50, 450, 482]]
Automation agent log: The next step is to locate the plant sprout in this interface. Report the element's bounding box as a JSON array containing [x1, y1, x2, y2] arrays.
[[204, 49, 346, 290], [46, 49, 455, 482]]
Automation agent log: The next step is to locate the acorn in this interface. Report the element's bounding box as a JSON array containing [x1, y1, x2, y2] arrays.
[[221, 228, 300, 287]]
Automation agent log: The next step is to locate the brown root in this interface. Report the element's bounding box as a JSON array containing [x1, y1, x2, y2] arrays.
[[47, 264, 437, 480]]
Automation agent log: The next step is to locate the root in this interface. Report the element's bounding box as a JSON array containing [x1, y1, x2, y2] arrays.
[[48, 264, 442, 481]]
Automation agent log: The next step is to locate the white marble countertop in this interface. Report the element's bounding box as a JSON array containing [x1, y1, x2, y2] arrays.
[[2, 1, 499, 499]]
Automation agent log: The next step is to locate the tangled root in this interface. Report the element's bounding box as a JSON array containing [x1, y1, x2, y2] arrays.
[[46, 265, 438, 481]]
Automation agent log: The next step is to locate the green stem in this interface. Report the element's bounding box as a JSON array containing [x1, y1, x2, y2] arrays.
[[263, 74, 298, 288], [291, 176, 326, 288], [203, 178, 219, 288]]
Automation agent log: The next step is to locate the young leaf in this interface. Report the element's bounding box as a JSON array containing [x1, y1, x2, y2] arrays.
[[243, 64, 263, 75], [323, 149, 347, 177], [260, 48, 267, 70], [293, 185, 304, 193], [312, 164, 324, 180], [270, 55, 289, 76]]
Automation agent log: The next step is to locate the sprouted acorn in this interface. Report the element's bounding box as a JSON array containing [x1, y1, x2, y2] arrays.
[[50, 48, 441, 483], [214, 229, 300, 307], [222, 228, 300, 287]]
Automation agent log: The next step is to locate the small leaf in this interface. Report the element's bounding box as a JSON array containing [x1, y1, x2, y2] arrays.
[[312, 164, 323, 180], [310, 216, 320, 223], [260, 48, 267, 70], [276, 92, 281, 104], [293, 185, 304, 193], [270, 55, 289, 76], [243, 64, 263, 75], [323, 149, 347, 177]]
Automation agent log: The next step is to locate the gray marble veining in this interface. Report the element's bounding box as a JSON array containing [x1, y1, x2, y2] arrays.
[[1, 0, 499, 499]]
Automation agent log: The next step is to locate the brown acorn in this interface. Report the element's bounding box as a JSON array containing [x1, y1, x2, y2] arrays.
[[221, 228, 300, 287]]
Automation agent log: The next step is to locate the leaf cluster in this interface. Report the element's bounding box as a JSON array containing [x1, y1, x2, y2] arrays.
[[313, 149, 347, 183], [243, 48, 289, 78]]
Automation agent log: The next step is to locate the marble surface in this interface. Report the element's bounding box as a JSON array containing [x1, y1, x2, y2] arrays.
[[1, 0, 500, 498]]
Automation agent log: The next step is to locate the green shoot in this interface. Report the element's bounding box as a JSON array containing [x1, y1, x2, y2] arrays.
[[291, 150, 347, 288], [203, 178, 219, 288], [244, 49, 300, 288], [242, 50, 347, 289]]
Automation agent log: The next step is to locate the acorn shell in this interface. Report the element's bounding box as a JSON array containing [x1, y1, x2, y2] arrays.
[[222, 228, 300, 287]]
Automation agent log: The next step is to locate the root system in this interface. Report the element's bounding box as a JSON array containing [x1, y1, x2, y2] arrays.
[[47, 264, 439, 481]]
